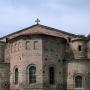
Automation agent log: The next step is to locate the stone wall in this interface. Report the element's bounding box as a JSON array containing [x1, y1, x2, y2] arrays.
[[0, 42, 5, 62], [42, 35, 66, 90], [9, 35, 43, 90], [64, 60, 90, 90], [0, 63, 10, 90], [8, 35, 67, 90], [70, 40, 87, 59]]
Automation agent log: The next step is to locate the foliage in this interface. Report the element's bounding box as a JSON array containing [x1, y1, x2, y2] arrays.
[[87, 34, 90, 40]]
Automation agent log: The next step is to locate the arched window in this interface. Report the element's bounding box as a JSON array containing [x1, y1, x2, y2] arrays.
[[75, 75, 82, 88], [15, 68, 18, 84], [49, 67, 55, 84], [29, 66, 36, 84]]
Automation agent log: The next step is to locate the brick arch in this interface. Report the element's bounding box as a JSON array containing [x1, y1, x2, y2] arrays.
[[26, 64, 37, 85]]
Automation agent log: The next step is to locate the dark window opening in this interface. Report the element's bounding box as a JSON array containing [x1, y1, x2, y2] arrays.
[[75, 75, 82, 88], [78, 45, 82, 51], [68, 37, 71, 42], [34, 41, 38, 50], [15, 68, 18, 84], [49, 67, 55, 85], [29, 66, 36, 84], [26, 41, 30, 50]]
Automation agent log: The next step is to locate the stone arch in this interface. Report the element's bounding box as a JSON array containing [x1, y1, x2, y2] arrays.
[[26, 64, 37, 84], [13, 65, 19, 85], [73, 73, 85, 89]]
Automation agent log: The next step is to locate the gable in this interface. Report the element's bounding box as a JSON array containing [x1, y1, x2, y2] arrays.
[[0, 24, 80, 41]]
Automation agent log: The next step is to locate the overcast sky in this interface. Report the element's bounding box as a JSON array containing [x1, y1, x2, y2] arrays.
[[0, 0, 90, 37]]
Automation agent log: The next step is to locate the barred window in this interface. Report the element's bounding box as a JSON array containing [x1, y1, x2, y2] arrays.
[[29, 66, 36, 84]]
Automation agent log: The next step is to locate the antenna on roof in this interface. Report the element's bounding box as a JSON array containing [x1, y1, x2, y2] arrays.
[[35, 18, 40, 24]]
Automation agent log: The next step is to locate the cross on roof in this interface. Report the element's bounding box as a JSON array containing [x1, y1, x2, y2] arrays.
[[35, 18, 40, 24]]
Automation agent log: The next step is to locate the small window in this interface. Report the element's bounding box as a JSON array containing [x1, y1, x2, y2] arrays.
[[15, 68, 18, 84], [75, 75, 83, 88], [68, 37, 71, 42], [34, 41, 38, 50], [49, 67, 55, 85], [78, 45, 82, 51], [26, 41, 30, 50], [6, 38, 9, 43]]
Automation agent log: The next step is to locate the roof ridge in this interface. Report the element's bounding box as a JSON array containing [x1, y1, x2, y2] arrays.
[[38, 24, 80, 37], [0, 24, 81, 40], [0, 24, 38, 40]]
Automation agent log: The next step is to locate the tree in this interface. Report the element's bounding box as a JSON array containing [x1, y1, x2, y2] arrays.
[[87, 34, 90, 40]]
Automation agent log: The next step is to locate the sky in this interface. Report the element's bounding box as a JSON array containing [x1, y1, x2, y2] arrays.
[[0, 0, 90, 37]]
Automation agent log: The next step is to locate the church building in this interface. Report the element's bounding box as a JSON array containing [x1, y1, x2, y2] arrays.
[[0, 22, 90, 90]]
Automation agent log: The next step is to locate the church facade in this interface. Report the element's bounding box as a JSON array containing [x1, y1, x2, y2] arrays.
[[0, 24, 90, 90]]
